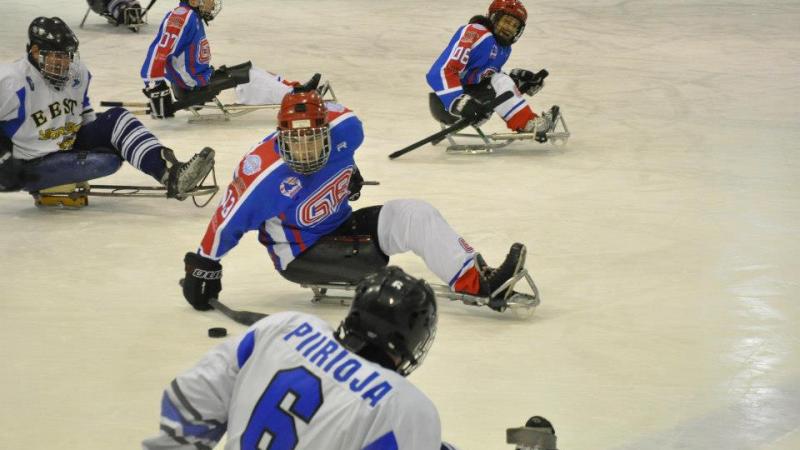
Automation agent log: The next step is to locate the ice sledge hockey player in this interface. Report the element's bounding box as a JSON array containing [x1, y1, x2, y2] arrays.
[[0, 17, 214, 200], [144, 267, 444, 449], [426, 0, 557, 142], [141, 0, 313, 119], [85, 0, 145, 29], [180, 86, 528, 313]]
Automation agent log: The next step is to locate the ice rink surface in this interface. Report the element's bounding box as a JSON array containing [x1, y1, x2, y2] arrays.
[[1, 1, 799, 448]]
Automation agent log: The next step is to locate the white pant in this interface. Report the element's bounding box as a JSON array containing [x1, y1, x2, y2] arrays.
[[234, 67, 294, 105], [377, 199, 477, 288], [490, 72, 532, 125]]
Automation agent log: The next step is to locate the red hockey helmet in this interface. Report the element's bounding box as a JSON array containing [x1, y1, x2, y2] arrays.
[[276, 91, 331, 175], [488, 0, 527, 45]]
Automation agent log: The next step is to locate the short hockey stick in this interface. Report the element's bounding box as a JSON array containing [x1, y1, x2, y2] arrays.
[[209, 298, 268, 326], [388, 91, 514, 160]]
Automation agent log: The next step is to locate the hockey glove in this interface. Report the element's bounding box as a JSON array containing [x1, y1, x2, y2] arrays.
[[450, 94, 493, 124], [143, 81, 175, 119], [182, 252, 222, 311], [0, 140, 26, 192], [510, 68, 548, 97], [347, 166, 364, 201]]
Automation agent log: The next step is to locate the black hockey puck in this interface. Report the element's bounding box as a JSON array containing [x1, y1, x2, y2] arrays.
[[208, 327, 228, 338]]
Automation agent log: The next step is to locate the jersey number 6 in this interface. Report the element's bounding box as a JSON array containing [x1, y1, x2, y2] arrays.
[[241, 367, 324, 450]]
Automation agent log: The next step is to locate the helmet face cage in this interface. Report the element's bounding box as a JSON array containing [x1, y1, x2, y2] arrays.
[[37, 49, 78, 89], [27, 17, 79, 90], [197, 0, 222, 21], [488, 0, 527, 45], [491, 13, 525, 45], [276, 126, 332, 175]]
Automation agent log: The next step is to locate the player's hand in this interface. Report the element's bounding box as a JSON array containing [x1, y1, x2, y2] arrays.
[[142, 81, 175, 119], [450, 94, 493, 124], [0, 145, 25, 192], [347, 166, 364, 201], [510, 68, 548, 96], [182, 252, 222, 311]]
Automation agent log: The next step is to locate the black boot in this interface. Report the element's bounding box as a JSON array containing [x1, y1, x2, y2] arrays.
[[480, 243, 527, 311], [160, 147, 215, 200], [294, 73, 322, 93]]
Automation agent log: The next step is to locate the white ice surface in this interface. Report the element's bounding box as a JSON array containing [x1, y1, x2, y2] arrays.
[[1, 1, 799, 449]]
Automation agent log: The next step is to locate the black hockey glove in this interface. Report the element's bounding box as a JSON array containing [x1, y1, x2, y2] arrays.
[[348, 166, 364, 201], [450, 94, 493, 124], [182, 252, 222, 311], [143, 81, 175, 119], [510, 68, 548, 96], [0, 139, 26, 192]]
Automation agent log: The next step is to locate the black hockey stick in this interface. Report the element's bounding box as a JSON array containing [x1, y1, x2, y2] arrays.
[[209, 298, 268, 326], [178, 279, 268, 326], [388, 91, 514, 160], [142, 0, 159, 16]]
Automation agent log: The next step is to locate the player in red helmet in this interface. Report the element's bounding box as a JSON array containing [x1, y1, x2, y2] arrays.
[[181, 83, 531, 315], [426, 0, 558, 140]]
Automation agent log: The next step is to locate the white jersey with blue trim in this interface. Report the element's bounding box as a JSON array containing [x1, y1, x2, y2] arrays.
[[0, 58, 94, 160], [141, 311, 442, 450]]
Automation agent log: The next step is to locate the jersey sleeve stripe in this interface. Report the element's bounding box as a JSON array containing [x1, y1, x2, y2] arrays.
[[0, 88, 26, 137], [169, 379, 225, 426], [236, 330, 256, 368], [199, 146, 283, 259]]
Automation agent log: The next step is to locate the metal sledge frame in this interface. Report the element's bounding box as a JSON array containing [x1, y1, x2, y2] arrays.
[[441, 110, 571, 154], [32, 167, 219, 208], [101, 80, 339, 123], [300, 266, 541, 317], [80, 0, 152, 32]]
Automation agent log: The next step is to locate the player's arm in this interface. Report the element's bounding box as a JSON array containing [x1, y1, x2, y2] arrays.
[[363, 390, 442, 450], [80, 69, 96, 124], [432, 25, 492, 112], [172, 13, 212, 89], [182, 142, 285, 311], [141, 330, 250, 450], [0, 75, 26, 191]]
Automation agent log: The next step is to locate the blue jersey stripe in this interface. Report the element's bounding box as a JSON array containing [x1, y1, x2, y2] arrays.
[[0, 88, 26, 138], [362, 431, 399, 450], [237, 330, 256, 368]]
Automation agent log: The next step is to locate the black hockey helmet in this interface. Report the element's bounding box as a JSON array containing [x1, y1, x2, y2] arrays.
[[336, 266, 438, 376], [26, 17, 79, 89]]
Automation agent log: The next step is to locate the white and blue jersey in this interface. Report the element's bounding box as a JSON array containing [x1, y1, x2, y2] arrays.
[[141, 311, 442, 449], [141, 2, 212, 89], [426, 23, 512, 111], [0, 58, 94, 160], [198, 103, 363, 269]]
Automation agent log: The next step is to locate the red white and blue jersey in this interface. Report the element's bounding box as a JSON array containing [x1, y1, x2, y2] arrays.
[[198, 103, 364, 270], [140, 2, 212, 89], [426, 23, 511, 111]]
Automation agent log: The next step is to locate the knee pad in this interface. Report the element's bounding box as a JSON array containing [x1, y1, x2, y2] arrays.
[[24, 151, 122, 192]]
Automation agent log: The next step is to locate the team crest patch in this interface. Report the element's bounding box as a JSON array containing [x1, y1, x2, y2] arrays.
[[242, 155, 262, 176], [336, 141, 348, 152], [280, 176, 302, 198], [463, 30, 478, 44], [199, 38, 211, 64], [490, 45, 498, 59]]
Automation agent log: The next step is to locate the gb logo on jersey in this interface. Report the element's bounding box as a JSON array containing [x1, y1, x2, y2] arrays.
[[198, 38, 211, 64], [297, 167, 353, 227]]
